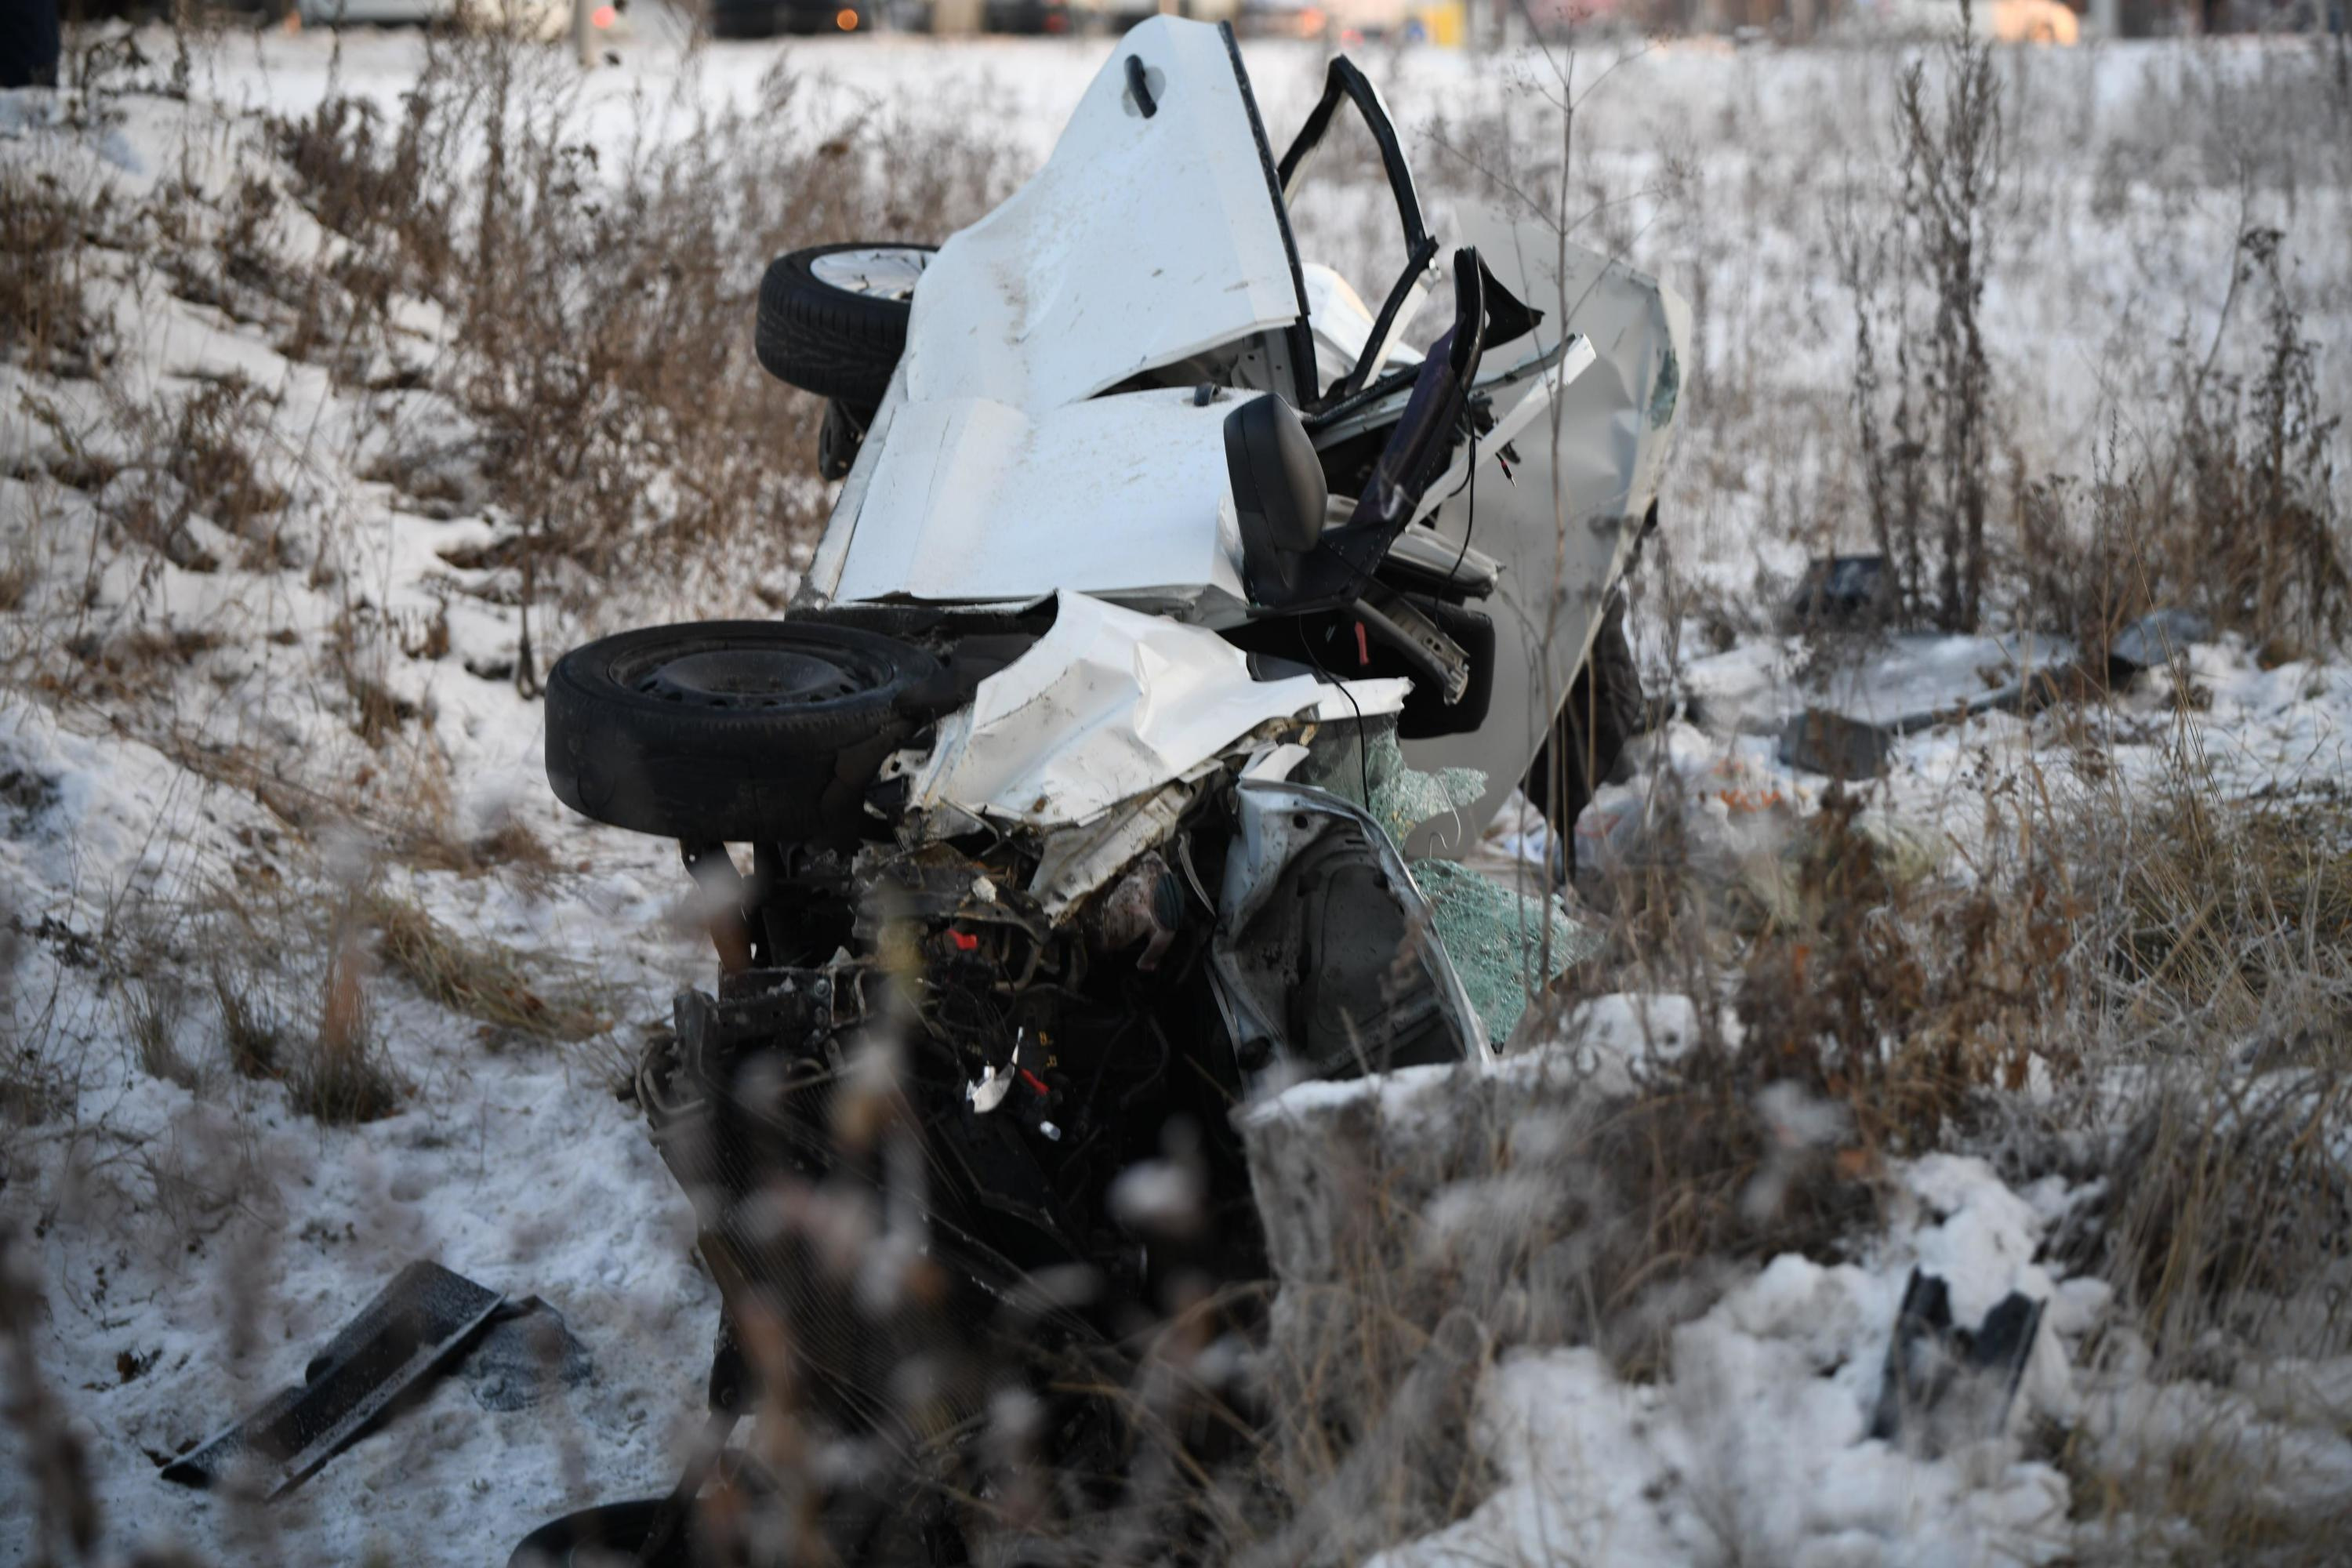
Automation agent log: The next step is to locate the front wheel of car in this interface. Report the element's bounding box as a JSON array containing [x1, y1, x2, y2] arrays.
[[755, 242, 935, 408], [1525, 592, 1644, 847], [544, 621, 945, 844]]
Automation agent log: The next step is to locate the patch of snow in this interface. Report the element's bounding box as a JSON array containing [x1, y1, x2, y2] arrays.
[[1375, 1157, 2079, 1568]]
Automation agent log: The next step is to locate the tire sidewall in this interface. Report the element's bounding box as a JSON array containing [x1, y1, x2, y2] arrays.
[[755, 243, 935, 408], [546, 622, 942, 844]]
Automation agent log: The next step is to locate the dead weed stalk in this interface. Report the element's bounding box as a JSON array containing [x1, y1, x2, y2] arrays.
[[287, 911, 403, 1125]]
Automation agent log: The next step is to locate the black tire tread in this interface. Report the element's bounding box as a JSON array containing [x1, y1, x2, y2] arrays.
[[545, 621, 942, 844], [755, 244, 930, 408]]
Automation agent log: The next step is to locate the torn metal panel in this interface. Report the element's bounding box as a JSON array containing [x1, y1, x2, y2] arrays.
[[1026, 773, 1203, 920], [1241, 740, 1312, 782], [812, 17, 1306, 616], [902, 592, 1407, 832], [1405, 221, 1691, 855], [1210, 779, 1491, 1083]]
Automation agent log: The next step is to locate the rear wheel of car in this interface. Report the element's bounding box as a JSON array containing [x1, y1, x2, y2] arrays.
[[1524, 593, 1643, 845], [755, 242, 934, 408], [545, 622, 944, 844]]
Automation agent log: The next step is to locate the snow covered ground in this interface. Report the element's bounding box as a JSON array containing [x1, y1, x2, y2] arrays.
[[2, 13, 2348, 1566]]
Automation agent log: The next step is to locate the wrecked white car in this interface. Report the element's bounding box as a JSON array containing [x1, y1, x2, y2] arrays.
[[532, 17, 1684, 1562]]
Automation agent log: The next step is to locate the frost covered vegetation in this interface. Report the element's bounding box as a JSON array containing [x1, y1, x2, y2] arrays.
[[3, 13, 2351, 1567]]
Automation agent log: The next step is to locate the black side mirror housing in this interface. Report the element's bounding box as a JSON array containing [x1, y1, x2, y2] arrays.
[[1225, 393, 1329, 606]]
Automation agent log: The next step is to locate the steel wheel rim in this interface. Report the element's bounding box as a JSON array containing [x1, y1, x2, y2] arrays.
[[614, 640, 887, 711], [808, 246, 930, 302]]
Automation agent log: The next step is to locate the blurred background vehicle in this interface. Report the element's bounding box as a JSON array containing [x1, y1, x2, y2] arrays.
[[706, 0, 865, 33], [291, 0, 633, 36], [977, 0, 1069, 31]]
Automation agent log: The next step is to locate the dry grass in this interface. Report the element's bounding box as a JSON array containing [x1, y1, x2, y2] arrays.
[[1838, 5, 2004, 633], [0, 165, 106, 380], [286, 929, 404, 1126], [2103, 788, 2352, 1044], [1236, 1023, 1887, 1559], [365, 889, 602, 1044], [2020, 227, 2350, 664], [125, 980, 197, 1091], [261, 32, 1022, 666], [210, 960, 283, 1081], [1235, 738, 2352, 1561]]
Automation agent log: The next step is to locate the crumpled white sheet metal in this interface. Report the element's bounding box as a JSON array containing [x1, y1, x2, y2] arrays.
[[826, 389, 1250, 613], [1026, 775, 1203, 920], [813, 16, 1303, 616], [898, 17, 1299, 412], [1404, 219, 1691, 855], [905, 593, 1408, 832]]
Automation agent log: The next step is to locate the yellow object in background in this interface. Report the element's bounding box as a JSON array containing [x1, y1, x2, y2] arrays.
[[1410, 0, 1461, 45]]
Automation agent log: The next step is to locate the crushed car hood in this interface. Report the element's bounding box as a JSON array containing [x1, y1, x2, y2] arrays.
[[811, 18, 1305, 615], [894, 591, 1407, 835]]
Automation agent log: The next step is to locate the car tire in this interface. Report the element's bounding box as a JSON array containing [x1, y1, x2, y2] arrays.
[[545, 621, 945, 844], [755, 243, 935, 408], [1525, 593, 1643, 840], [509, 1499, 687, 1567]]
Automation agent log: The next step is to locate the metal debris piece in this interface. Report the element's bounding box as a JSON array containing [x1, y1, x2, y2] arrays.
[[160, 1261, 508, 1498], [1777, 707, 1893, 781], [2107, 608, 2212, 679], [1868, 1267, 2045, 1453], [1783, 554, 1896, 632]]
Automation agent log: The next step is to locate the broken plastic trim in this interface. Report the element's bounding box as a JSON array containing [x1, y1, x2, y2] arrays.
[[1276, 57, 1428, 257], [160, 1261, 510, 1499], [1354, 584, 1472, 705], [1868, 1268, 2045, 1452]]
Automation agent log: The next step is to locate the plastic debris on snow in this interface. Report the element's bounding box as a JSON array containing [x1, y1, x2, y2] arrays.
[[1681, 631, 2081, 739], [1370, 1155, 2092, 1568]]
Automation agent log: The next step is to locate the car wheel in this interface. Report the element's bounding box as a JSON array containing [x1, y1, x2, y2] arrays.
[[509, 1499, 688, 1567], [545, 621, 945, 844], [755, 242, 935, 408], [1524, 592, 1643, 843]]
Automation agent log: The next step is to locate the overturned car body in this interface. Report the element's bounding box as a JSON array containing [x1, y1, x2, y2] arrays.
[[534, 18, 1684, 1561]]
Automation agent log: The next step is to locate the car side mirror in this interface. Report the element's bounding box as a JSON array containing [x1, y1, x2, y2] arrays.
[[1224, 394, 1328, 606]]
